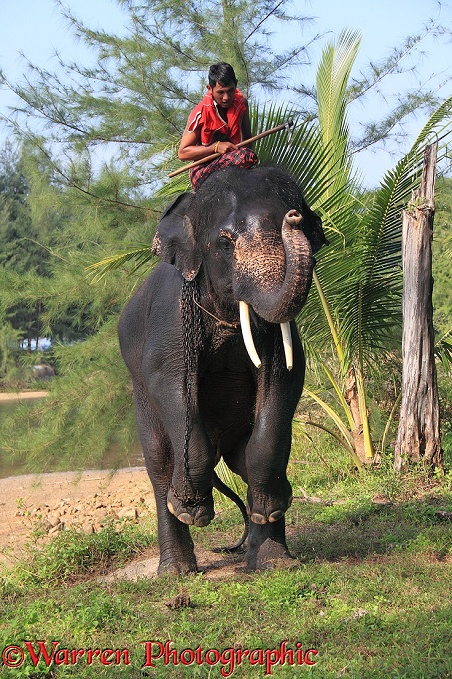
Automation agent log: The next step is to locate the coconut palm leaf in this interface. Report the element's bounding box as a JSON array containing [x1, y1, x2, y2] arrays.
[[246, 34, 451, 463], [315, 29, 360, 192], [336, 97, 452, 367], [294, 34, 452, 371], [156, 166, 191, 200], [86, 245, 158, 281], [362, 97, 452, 280], [252, 102, 354, 211]]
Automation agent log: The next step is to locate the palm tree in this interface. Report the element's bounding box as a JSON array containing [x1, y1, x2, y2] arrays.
[[255, 31, 452, 467]]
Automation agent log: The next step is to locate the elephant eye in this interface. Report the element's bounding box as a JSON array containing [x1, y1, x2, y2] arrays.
[[218, 235, 235, 253]]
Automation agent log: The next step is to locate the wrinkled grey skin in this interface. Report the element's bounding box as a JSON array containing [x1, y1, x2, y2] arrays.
[[118, 166, 326, 574]]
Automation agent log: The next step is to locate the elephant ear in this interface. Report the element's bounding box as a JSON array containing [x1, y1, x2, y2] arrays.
[[151, 192, 201, 281], [301, 200, 328, 255]]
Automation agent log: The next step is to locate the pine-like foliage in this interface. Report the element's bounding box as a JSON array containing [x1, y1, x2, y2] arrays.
[[0, 2, 451, 471]]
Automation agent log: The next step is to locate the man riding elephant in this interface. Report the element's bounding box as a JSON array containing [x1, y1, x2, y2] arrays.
[[178, 62, 258, 191]]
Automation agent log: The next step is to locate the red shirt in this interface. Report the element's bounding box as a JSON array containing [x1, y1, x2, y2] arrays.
[[187, 89, 246, 146]]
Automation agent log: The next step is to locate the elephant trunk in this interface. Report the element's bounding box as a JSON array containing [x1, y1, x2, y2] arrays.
[[234, 209, 314, 325]]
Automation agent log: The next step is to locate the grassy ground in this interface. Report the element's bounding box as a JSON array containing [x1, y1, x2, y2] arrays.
[[1, 437, 451, 679]]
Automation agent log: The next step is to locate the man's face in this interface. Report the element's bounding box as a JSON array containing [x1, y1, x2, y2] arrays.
[[208, 82, 236, 108]]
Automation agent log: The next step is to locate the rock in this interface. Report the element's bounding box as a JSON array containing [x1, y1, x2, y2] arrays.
[[117, 507, 138, 520], [165, 593, 191, 609], [48, 525, 61, 536], [31, 363, 55, 380], [7, 474, 156, 546], [47, 513, 61, 527]]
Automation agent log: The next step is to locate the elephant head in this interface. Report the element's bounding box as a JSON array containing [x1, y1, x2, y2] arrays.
[[152, 166, 327, 369]]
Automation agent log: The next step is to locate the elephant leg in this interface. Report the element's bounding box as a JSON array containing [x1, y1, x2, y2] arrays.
[[246, 491, 293, 570], [133, 380, 198, 574], [164, 410, 215, 528], [246, 328, 305, 525], [245, 416, 296, 526], [144, 368, 215, 529]]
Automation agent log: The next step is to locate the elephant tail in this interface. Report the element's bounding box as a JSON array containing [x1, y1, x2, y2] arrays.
[[211, 470, 249, 553]]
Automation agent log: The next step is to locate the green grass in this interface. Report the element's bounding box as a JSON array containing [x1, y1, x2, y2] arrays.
[[1, 437, 451, 678]]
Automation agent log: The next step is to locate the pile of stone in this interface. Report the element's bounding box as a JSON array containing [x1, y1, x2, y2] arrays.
[[15, 484, 156, 538]]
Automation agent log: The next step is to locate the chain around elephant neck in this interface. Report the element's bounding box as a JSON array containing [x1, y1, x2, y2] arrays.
[[180, 279, 204, 503], [192, 295, 239, 329]]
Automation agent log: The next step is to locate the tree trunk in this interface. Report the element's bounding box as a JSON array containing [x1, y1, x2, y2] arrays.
[[345, 366, 375, 464], [345, 369, 364, 460], [394, 143, 443, 474]]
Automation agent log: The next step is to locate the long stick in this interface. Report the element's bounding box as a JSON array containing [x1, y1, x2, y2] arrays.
[[168, 120, 293, 178]]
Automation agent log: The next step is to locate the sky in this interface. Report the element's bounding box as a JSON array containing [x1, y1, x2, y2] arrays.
[[0, 0, 451, 187]]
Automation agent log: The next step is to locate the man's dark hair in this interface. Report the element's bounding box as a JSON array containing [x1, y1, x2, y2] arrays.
[[208, 62, 238, 88]]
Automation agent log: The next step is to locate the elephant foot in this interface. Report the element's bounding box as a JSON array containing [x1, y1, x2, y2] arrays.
[[154, 507, 198, 576], [246, 537, 294, 571], [248, 482, 293, 525], [167, 484, 215, 528], [245, 515, 293, 571], [157, 557, 198, 576]]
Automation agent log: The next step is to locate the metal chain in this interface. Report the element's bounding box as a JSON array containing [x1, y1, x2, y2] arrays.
[[180, 278, 204, 504]]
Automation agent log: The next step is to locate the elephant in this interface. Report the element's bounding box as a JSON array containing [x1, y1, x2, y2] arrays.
[[118, 165, 327, 574]]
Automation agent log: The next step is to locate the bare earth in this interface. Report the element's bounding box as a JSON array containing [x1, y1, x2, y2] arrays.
[[0, 467, 243, 580], [0, 390, 49, 401], [0, 468, 151, 559]]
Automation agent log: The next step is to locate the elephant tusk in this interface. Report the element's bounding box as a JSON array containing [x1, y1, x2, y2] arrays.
[[280, 322, 293, 371], [239, 301, 262, 368]]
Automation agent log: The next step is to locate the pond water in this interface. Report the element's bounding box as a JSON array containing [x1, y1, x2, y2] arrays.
[[0, 397, 145, 479]]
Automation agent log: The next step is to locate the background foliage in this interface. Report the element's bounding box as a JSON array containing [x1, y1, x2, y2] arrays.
[[0, 0, 451, 475]]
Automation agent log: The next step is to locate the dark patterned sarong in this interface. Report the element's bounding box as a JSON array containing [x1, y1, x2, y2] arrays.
[[189, 147, 258, 191]]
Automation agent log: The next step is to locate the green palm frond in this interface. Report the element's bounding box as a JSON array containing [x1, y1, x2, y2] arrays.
[[86, 244, 158, 282], [362, 96, 452, 280], [435, 329, 452, 372], [292, 36, 452, 374], [316, 30, 361, 199], [338, 96, 452, 366], [156, 170, 191, 201], [252, 103, 355, 210], [316, 31, 360, 149]]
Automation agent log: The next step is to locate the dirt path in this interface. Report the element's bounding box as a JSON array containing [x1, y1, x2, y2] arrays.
[[0, 392, 246, 579], [0, 390, 49, 401], [0, 467, 152, 565], [0, 468, 243, 579]]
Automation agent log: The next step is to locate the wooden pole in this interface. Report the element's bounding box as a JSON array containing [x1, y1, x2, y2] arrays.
[[394, 143, 443, 473], [168, 120, 293, 178]]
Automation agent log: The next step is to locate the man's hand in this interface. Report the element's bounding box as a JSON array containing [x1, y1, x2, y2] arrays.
[[215, 141, 238, 154]]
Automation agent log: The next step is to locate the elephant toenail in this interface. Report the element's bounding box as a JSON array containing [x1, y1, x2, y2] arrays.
[[268, 510, 284, 523], [167, 501, 175, 515], [251, 512, 268, 525], [178, 512, 195, 525]]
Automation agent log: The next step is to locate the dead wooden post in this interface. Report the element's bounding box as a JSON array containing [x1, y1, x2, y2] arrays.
[[394, 143, 443, 474]]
